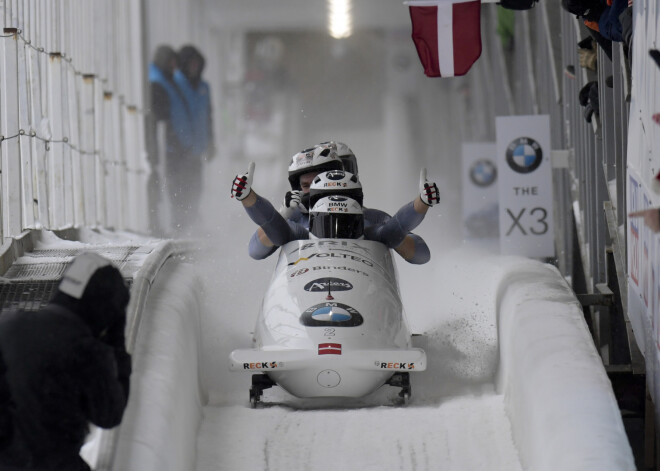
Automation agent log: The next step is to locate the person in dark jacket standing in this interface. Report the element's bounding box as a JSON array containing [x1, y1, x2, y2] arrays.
[[0, 253, 131, 471], [146, 45, 181, 236], [167, 44, 215, 235]]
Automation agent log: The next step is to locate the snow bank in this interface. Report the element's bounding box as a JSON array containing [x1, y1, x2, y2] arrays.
[[496, 259, 635, 471], [112, 261, 206, 471]]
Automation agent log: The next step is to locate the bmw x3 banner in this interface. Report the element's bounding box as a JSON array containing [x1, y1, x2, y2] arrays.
[[496, 115, 554, 258], [404, 0, 482, 77], [461, 142, 499, 240]]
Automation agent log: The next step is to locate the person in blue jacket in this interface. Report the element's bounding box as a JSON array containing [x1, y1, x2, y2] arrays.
[[160, 45, 215, 234], [231, 163, 439, 264]]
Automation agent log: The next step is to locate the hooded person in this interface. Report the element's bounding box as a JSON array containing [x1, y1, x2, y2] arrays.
[[146, 45, 183, 236], [0, 253, 131, 471], [165, 45, 215, 233]]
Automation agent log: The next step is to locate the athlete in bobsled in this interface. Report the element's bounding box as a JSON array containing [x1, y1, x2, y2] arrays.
[[231, 162, 439, 259], [229, 161, 439, 407], [239, 144, 438, 262]]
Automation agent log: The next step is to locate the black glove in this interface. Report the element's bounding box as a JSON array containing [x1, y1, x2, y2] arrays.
[[583, 104, 595, 123], [588, 82, 599, 115], [579, 81, 596, 106]]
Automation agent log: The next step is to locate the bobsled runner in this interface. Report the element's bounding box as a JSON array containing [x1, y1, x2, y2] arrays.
[[229, 239, 427, 407]]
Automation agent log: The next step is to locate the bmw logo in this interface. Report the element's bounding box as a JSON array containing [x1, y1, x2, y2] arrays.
[[505, 137, 543, 174], [326, 170, 346, 180], [469, 159, 497, 187], [300, 302, 364, 327]]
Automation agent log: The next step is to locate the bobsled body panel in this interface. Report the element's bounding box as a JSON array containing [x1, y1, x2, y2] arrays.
[[232, 239, 426, 399]]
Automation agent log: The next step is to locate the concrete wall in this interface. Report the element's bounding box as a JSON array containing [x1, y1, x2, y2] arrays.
[[496, 260, 635, 471]]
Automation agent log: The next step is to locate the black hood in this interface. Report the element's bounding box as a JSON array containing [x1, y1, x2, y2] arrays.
[[178, 45, 206, 86], [51, 264, 129, 339], [153, 45, 177, 80]]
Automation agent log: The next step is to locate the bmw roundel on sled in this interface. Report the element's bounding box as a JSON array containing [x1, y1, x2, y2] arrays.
[[229, 238, 427, 407]]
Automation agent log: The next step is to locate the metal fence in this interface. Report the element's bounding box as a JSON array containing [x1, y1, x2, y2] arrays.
[[0, 0, 149, 239]]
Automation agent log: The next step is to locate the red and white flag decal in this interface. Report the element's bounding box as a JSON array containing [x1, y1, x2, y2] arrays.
[[318, 343, 342, 355], [406, 0, 482, 77]]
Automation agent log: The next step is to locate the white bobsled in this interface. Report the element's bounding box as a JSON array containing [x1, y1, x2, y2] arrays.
[[230, 239, 427, 407]]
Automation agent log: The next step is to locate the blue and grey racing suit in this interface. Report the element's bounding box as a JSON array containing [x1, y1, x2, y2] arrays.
[[246, 195, 431, 264]]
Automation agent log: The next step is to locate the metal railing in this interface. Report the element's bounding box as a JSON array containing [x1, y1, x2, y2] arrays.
[[0, 0, 150, 239]]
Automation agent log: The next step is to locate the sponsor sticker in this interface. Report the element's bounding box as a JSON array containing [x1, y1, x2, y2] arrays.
[[311, 266, 369, 277], [300, 302, 364, 327], [318, 343, 342, 355], [378, 362, 416, 370], [242, 361, 282, 370], [288, 252, 374, 267], [304, 278, 353, 292], [293, 240, 372, 254]]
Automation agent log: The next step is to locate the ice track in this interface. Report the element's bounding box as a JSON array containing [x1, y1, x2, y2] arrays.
[[111, 246, 634, 471]]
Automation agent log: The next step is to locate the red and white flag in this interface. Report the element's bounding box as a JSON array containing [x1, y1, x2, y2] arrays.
[[406, 0, 482, 78], [318, 343, 342, 355]]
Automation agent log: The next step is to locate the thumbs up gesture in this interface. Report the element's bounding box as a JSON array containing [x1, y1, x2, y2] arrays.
[[419, 168, 440, 207], [231, 162, 255, 201]]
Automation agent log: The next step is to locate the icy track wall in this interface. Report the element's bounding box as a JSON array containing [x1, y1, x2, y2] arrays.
[[495, 259, 635, 471], [111, 261, 206, 471]]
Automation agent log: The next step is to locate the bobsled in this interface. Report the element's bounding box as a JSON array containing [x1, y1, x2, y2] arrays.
[[229, 239, 427, 407]]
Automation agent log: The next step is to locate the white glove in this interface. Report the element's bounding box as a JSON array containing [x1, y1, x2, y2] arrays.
[[279, 190, 303, 219], [231, 162, 255, 201], [419, 168, 440, 206]]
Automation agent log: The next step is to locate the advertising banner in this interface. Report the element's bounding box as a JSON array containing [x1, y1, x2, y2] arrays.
[[461, 142, 499, 240], [496, 115, 554, 258]]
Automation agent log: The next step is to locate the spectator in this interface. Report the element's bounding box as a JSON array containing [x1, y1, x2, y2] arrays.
[[146, 45, 181, 236], [579, 81, 600, 123], [169, 45, 216, 234], [560, 0, 614, 61], [0, 253, 131, 470]]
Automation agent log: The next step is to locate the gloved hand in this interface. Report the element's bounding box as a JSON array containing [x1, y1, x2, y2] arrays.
[[419, 168, 440, 206], [231, 162, 255, 201], [578, 47, 597, 71], [279, 190, 304, 219]]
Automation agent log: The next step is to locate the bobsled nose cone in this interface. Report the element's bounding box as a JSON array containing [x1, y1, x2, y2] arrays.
[[317, 369, 341, 388]]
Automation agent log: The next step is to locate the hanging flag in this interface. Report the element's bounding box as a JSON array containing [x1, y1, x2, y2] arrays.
[[405, 0, 482, 78]]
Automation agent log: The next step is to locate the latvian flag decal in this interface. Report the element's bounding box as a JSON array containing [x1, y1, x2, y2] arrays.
[[406, 0, 482, 78], [318, 343, 342, 355]]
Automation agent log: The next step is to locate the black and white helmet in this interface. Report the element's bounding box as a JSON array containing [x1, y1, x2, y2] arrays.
[[309, 196, 364, 239], [309, 170, 363, 209], [316, 141, 358, 176], [288, 147, 343, 191]]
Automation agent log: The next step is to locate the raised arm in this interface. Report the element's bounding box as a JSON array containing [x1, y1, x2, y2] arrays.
[[365, 168, 439, 263], [231, 163, 307, 258]]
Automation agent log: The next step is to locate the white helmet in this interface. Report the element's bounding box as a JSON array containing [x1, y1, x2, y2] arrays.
[[309, 196, 364, 239], [309, 170, 363, 209], [288, 146, 343, 191], [316, 141, 358, 175]]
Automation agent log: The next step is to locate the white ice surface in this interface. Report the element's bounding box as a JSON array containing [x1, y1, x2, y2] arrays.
[[24, 228, 632, 470]]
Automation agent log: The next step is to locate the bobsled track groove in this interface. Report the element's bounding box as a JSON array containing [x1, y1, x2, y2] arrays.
[[108, 246, 635, 471]]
